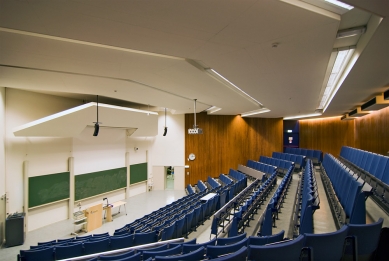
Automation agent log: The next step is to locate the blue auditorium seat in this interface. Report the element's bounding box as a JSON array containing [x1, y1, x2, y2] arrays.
[[206, 238, 248, 259], [346, 218, 383, 260], [21, 247, 54, 261], [182, 238, 216, 254], [216, 233, 247, 246], [142, 245, 181, 260], [56, 238, 74, 243], [93, 232, 110, 238], [55, 242, 83, 260], [168, 238, 196, 248], [248, 234, 305, 261], [99, 250, 135, 260], [106, 252, 141, 261], [84, 237, 110, 255], [133, 231, 157, 246], [209, 246, 247, 261], [37, 240, 56, 246], [249, 230, 284, 245], [174, 216, 186, 238], [155, 246, 205, 261], [304, 225, 349, 261], [161, 221, 176, 241]]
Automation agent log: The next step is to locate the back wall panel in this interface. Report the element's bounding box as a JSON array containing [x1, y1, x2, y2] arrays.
[[185, 113, 283, 186]]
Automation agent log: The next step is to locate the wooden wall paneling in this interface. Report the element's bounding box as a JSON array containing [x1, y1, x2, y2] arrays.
[[185, 113, 283, 186], [299, 117, 355, 157], [355, 106, 389, 156]]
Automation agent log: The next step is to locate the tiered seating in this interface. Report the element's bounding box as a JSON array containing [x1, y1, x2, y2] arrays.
[[272, 152, 306, 169], [293, 159, 319, 236], [227, 169, 247, 192], [260, 166, 294, 232], [227, 172, 278, 237], [246, 160, 277, 175], [207, 176, 221, 189], [285, 147, 323, 164], [340, 146, 389, 208], [21, 219, 385, 261], [321, 154, 372, 225], [259, 156, 294, 174]]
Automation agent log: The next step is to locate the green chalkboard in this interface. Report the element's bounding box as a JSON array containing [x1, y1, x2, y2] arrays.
[[75, 167, 127, 201], [29, 172, 70, 208], [130, 163, 147, 184]]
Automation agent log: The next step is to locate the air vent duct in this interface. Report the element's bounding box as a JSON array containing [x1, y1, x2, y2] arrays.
[[384, 89, 389, 100], [361, 94, 389, 111]]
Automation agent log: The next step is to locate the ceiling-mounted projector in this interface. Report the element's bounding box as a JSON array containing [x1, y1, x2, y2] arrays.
[[188, 99, 203, 135]]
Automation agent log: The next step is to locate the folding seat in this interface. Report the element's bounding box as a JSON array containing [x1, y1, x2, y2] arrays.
[[285, 147, 292, 154], [142, 245, 182, 260], [174, 216, 186, 238], [21, 247, 55, 261], [55, 242, 84, 260], [37, 239, 56, 246], [296, 148, 302, 155], [307, 149, 314, 159], [99, 250, 135, 260], [207, 238, 248, 259], [93, 232, 110, 238], [56, 238, 74, 244], [84, 237, 110, 255], [250, 230, 284, 246], [133, 231, 157, 246], [168, 238, 196, 249], [102, 252, 141, 261], [270, 158, 277, 167], [345, 218, 383, 261], [182, 238, 216, 254], [216, 233, 247, 246], [248, 234, 305, 261], [304, 225, 349, 261], [301, 149, 307, 156], [75, 234, 92, 241], [155, 246, 205, 261], [208, 246, 247, 261]]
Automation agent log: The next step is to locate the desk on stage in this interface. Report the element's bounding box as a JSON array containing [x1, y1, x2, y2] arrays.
[[103, 201, 127, 222], [200, 193, 216, 202]]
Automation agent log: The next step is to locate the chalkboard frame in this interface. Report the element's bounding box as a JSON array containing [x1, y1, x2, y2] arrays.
[[28, 172, 70, 209], [75, 167, 127, 201], [130, 162, 148, 185]]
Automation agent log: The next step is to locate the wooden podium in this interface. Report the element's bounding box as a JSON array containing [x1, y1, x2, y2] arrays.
[[84, 203, 103, 232]]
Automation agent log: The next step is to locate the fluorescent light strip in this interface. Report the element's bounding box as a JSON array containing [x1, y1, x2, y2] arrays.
[[241, 108, 270, 117], [208, 69, 263, 106], [318, 47, 355, 110], [283, 112, 322, 120], [206, 106, 222, 114], [325, 0, 353, 10]]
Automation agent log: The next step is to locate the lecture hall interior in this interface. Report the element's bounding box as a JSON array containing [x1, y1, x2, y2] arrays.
[[1, 0, 389, 260]]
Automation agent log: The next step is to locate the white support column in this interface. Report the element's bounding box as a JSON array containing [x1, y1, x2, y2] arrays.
[[68, 157, 74, 219], [23, 161, 29, 232], [125, 152, 130, 199]]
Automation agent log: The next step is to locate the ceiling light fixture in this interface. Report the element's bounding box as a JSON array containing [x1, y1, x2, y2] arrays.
[[317, 46, 356, 112], [336, 26, 366, 39], [283, 112, 322, 120], [93, 95, 101, 136], [206, 106, 222, 114], [325, 0, 353, 10], [241, 108, 271, 117], [163, 108, 168, 136], [188, 99, 203, 134], [206, 69, 264, 107]]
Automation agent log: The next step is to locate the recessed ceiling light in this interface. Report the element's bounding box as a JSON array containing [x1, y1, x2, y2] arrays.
[[325, 0, 353, 10], [283, 112, 322, 120], [241, 108, 271, 117]]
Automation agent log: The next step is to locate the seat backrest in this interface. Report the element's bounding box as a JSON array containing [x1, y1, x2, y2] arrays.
[[207, 246, 247, 261], [217, 233, 247, 246], [22, 247, 54, 261], [347, 218, 383, 257], [304, 225, 349, 261], [99, 250, 135, 260], [248, 234, 305, 261], [155, 246, 205, 261], [84, 238, 110, 255], [267, 230, 285, 244], [182, 238, 216, 254], [142, 245, 182, 260], [207, 238, 248, 259], [55, 242, 83, 260], [133, 231, 157, 246]]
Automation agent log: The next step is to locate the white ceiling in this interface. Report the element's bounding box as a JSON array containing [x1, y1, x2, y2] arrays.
[[0, 0, 388, 119]]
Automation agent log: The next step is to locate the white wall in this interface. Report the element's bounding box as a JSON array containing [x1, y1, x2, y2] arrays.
[[0, 87, 6, 244], [4, 90, 186, 231]]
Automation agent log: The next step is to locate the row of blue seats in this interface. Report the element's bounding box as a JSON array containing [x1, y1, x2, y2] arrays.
[[294, 160, 319, 236], [322, 154, 371, 225], [247, 160, 277, 175], [340, 146, 389, 204], [285, 147, 323, 163], [219, 174, 233, 186], [211, 179, 264, 237], [256, 165, 293, 238], [229, 172, 278, 237], [272, 151, 306, 169], [259, 156, 294, 174], [77, 217, 383, 261], [207, 176, 221, 189], [228, 169, 247, 192]]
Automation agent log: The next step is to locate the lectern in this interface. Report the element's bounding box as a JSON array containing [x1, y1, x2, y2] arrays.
[[84, 203, 103, 232]]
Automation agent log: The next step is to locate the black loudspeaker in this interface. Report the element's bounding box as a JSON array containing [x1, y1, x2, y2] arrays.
[[163, 127, 168, 136], [93, 123, 99, 136], [6, 213, 25, 247]]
